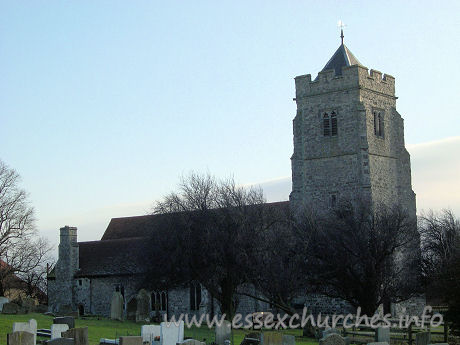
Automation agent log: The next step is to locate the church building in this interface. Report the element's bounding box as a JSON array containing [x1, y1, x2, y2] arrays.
[[47, 36, 418, 318]]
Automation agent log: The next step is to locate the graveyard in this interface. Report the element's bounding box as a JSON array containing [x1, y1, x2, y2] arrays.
[[1, 311, 452, 345], [0, 313, 318, 345]]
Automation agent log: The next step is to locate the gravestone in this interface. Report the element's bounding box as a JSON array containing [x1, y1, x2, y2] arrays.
[[21, 298, 36, 313], [51, 324, 70, 339], [240, 333, 260, 345], [0, 296, 9, 312], [136, 289, 150, 322], [58, 304, 74, 315], [119, 336, 143, 345], [7, 331, 34, 345], [262, 332, 283, 345], [141, 325, 161, 344], [319, 334, 346, 345], [160, 321, 184, 345], [367, 343, 389, 345], [47, 338, 76, 345], [375, 327, 390, 343], [36, 304, 49, 313], [110, 291, 124, 321], [215, 320, 231, 345], [13, 319, 37, 345], [179, 340, 205, 345], [282, 335, 295, 345], [62, 327, 89, 345], [416, 332, 431, 345], [2, 302, 19, 314], [54, 316, 76, 329], [322, 329, 340, 338]]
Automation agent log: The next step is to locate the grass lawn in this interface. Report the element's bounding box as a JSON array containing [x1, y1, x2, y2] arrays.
[[0, 313, 317, 345]]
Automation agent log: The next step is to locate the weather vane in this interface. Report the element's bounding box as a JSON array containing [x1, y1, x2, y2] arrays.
[[337, 20, 346, 44]]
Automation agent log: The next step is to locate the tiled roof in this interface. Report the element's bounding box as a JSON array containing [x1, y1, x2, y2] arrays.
[[319, 44, 362, 77], [101, 201, 290, 240], [77, 201, 289, 277], [76, 237, 151, 277], [101, 212, 178, 240]]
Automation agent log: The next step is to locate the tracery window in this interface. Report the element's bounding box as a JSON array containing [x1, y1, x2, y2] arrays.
[[151, 291, 167, 311]]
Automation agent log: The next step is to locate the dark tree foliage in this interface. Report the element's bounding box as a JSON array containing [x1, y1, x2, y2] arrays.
[[145, 173, 274, 319], [244, 204, 314, 315], [303, 201, 421, 315], [419, 210, 460, 334]]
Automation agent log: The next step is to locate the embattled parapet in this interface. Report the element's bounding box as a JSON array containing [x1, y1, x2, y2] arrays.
[[295, 65, 395, 100]]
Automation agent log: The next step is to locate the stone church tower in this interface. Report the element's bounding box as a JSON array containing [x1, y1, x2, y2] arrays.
[[290, 37, 416, 216]]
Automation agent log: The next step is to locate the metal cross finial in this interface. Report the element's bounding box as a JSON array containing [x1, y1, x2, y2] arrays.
[[337, 20, 346, 44]]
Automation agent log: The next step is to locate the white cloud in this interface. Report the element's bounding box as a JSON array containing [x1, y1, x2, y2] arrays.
[[40, 137, 460, 246]]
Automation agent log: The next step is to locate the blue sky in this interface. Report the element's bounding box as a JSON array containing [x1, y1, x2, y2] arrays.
[[1, 1, 459, 246]]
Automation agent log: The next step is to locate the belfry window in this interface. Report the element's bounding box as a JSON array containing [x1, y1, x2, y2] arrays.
[[373, 111, 384, 137], [323, 111, 338, 137]]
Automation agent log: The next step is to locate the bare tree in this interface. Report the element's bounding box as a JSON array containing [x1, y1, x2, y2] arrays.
[[303, 201, 421, 315], [419, 210, 460, 334], [147, 172, 273, 319], [0, 160, 53, 299], [242, 203, 314, 315]]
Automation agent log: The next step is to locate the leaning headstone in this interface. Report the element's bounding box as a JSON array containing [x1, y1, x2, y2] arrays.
[[0, 296, 9, 312], [322, 329, 340, 338], [51, 324, 70, 339], [13, 319, 37, 345], [7, 331, 34, 345], [136, 289, 150, 322], [160, 321, 184, 345], [215, 320, 231, 345], [282, 335, 295, 345], [416, 332, 431, 345], [47, 338, 76, 345], [375, 327, 390, 343], [141, 325, 161, 344], [2, 302, 19, 314], [119, 336, 143, 345], [262, 333, 283, 345], [54, 316, 76, 329], [319, 334, 346, 345], [62, 327, 88, 345], [110, 291, 124, 321]]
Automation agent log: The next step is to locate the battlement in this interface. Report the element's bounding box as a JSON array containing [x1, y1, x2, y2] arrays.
[[295, 65, 395, 99]]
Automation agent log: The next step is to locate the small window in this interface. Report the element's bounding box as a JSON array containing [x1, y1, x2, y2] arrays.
[[78, 280, 82, 286], [190, 282, 202, 311], [323, 111, 338, 137], [373, 111, 384, 137], [330, 194, 337, 208]]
